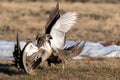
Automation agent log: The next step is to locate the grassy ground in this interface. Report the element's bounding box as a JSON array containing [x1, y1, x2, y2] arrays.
[[0, 58, 120, 80], [0, 2, 120, 42], [0, 1, 120, 80]]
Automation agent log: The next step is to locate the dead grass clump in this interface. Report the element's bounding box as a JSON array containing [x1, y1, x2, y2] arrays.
[[66, 0, 120, 3], [0, 25, 16, 34], [79, 13, 110, 20]]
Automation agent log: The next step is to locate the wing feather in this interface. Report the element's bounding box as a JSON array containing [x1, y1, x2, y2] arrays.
[[55, 12, 77, 32], [45, 3, 60, 34], [50, 12, 77, 50]]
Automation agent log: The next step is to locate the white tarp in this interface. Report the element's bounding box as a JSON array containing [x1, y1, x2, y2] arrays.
[[65, 41, 120, 59], [0, 40, 26, 60], [0, 40, 120, 60]]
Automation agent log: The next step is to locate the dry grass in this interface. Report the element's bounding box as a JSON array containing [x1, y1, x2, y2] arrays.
[[0, 2, 120, 41], [0, 1, 120, 80], [0, 58, 120, 80]]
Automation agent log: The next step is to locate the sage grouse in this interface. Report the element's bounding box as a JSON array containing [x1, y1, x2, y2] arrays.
[[13, 3, 77, 75]]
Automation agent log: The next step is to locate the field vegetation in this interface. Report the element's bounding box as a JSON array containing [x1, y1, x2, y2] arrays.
[[0, 1, 120, 80]]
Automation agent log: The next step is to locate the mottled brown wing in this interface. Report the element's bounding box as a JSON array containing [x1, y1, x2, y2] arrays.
[[45, 3, 60, 34], [22, 43, 35, 75]]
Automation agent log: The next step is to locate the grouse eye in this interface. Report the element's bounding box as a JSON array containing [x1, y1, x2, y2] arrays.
[[48, 35, 52, 39], [49, 36, 53, 39]]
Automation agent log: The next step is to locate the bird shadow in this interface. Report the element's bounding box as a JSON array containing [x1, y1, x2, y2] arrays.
[[0, 63, 25, 76]]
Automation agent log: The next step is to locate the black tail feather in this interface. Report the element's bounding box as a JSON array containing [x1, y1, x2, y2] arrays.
[[13, 32, 24, 69]]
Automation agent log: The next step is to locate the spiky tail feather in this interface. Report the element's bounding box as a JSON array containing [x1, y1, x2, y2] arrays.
[[13, 32, 24, 69]]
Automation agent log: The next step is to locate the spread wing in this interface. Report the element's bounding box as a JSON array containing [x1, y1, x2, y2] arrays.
[[45, 3, 60, 34], [43, 3, 77, 50], [50, 12, 77, 50]]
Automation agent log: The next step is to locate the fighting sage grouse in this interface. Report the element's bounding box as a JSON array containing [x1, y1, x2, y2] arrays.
[[13, 3, 77, 75]]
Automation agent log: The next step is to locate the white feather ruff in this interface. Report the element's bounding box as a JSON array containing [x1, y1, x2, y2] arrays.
[[24, 43, 39, 56]]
